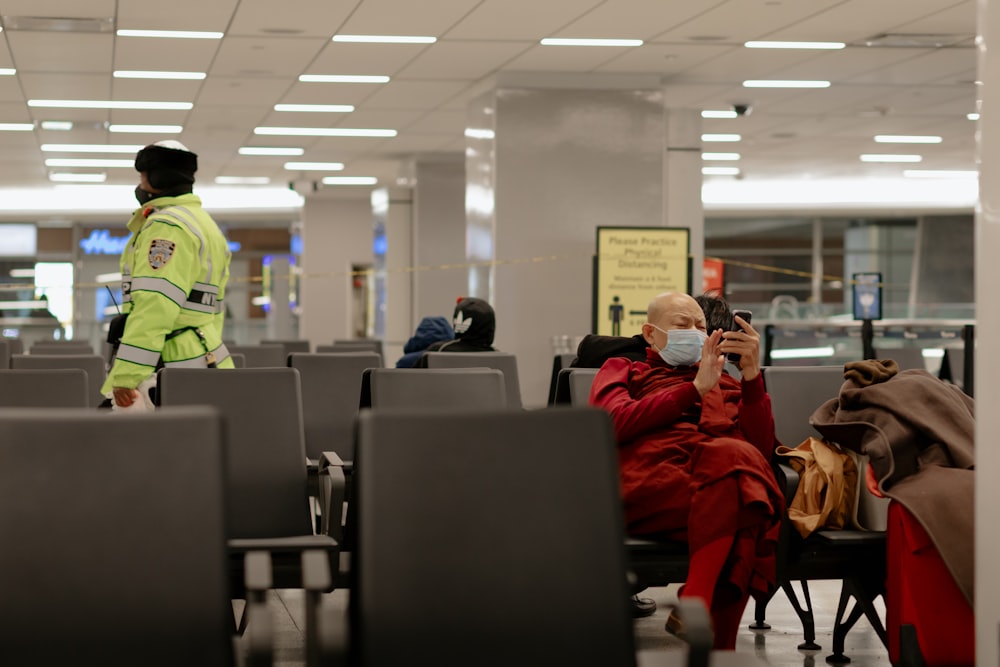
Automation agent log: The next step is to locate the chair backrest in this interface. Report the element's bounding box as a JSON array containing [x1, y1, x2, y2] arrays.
[[158, 367, 312, 539], [939, 347, 965, 388], [229, 352, 246, 368], [353, 408, 634, 667], [361, 368, 507, 410], [288, 352, 382, 460], [29, 341, 95, 355], [318, 341, 384, 365], [0, 369, 89, 407], [762, 366, 845, 448], [0, 406, 233, 667], [873, 347, 926, 372], [422, 351, 522, 408], [7, 338, 23, 356], [546, 352, 578, 404], [11, 354, 106, 407], [552, 367, 600, 407], [226, 344, 287, 368], [0, 338, 9, 369], [261, 339, 311, 355]]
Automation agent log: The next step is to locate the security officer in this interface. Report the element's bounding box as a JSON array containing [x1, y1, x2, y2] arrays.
[[102, 140, 234, 408]]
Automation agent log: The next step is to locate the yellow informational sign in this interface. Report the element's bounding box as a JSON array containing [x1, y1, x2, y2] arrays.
[[593, 226, 690, 336]]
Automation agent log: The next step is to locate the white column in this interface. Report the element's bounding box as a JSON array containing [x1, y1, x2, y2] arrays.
[[379, 188, 413, 363], [664, 108, 704, 293], [975, 0, 1000, 661], [413, 158, 467, 323], [298, 196, 373, 347]]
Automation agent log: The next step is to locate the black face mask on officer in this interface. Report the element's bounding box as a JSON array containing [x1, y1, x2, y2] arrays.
[[135, 185, 157, 205]]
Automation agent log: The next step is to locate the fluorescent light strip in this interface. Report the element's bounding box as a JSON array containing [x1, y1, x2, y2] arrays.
[[255, 127, 397, 137], [770, 346, 836, 360], [702, 152, 741, 161], [284, 162, 344, 171], [114, 70, 206, 80], [0, 123, 33, 131], [28, 100, 193, 110], [968, 113, 980, 121], [702, 167, 741, 176], [903, 170, 977, 179], [464, 128, 495, 139], [299, 74, 390, 83], [701, 110, 738, 119], [96, 272, 123, 283], [332, 34, 436, 44], [874, 135, 942, 144], [274, 104, 354, 113], [41, 121, 73, 131], [540, 38, 643, 47], [744, 40, 845, 49], [322, 176, 378, 185], [702, 133, 741, 142], [215, 176, 271, 185], [108, 124, 183, 134], [860, 154, 922, 163], [44, 158, 134, 168], [239, 147, 305, 156], [743, 80, 830, 88], [9, 269, 35, 278], [42, 144, 142, 153], [49, 172, 107, 183], [0, 69, 15, 76], [117, 29, 223, 39]]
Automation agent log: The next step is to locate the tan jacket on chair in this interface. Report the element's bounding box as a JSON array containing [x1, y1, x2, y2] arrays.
[[776, 437, 858, 538]]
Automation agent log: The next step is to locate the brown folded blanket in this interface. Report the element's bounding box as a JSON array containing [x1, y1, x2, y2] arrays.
[[843, 359, 899, 387]]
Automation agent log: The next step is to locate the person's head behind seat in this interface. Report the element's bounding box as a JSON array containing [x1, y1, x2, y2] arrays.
[[694, 292, 734, 335], [453, 297, 495, 347]]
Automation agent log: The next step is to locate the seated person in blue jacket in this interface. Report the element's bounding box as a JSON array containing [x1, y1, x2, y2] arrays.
[[413, 297, 496, 367], [396, 316, 454, 368]]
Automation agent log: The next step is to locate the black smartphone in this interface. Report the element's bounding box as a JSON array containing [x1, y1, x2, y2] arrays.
[[727, 310, 752, 363]]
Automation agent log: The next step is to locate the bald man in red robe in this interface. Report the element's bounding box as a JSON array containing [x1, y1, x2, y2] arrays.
[[589, 292, 784, 649]]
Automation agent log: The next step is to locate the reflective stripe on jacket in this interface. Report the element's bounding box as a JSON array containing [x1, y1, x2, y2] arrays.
[[101, 193, 234, 393]]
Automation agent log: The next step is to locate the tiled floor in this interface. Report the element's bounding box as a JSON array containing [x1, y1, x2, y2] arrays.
[[253, 579, 890, 666]]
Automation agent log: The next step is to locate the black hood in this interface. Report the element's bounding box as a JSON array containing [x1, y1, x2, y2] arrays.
[[452, 298, 495, 346]]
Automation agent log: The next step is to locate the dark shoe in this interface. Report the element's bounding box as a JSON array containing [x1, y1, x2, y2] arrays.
[[631, 595, 656, 618], [664, 607, 687, 642]]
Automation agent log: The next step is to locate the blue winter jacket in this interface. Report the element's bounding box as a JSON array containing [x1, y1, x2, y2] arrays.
[[396, 316, 455, 368]]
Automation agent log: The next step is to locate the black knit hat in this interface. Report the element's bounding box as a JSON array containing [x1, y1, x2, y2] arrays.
[[135, 140, 198, 189]]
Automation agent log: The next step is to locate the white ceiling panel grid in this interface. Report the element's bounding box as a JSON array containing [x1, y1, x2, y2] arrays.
[[112, 37, 221, 73], [338, 0, 483, 36], [310, 42, 437, 76], [398, 41, 533, 80], [227, 0, 358, 38], [115, 0, 239, 32], [210, 36, 329, 77], [0, 0, 116, 19], [445, 0, 603, 40], [362, 80, 471, 110], [7, 32, 112, 73]]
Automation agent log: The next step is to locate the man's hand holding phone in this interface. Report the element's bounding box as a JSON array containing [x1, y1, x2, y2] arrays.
[[721, 310, 760, 380]]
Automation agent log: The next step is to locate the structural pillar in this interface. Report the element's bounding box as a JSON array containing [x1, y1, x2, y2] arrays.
[[664, 108, 704, 293]]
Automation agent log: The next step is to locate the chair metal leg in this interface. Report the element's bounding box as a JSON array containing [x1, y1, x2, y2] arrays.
[[749, 590, 774, 630], [782, 580, 821, 651], [827, 576, 887, 665]]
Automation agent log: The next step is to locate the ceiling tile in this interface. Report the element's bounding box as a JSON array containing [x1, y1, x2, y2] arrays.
[[210, 36, 328, 77], [339, 0, 483, 36], [228, 0, 355, 38], [195, 77, 291, 107], [310, 42, 434, 77], [113, 34, 220, 72], [501, 44, 640, 72], [0, 0, 115, 17], [446, 0, 603, 40], [765, 0, 971, 43], [398, 41, 532, 80], [893, 1, 975, 34], [0, 78, 25, 104], [596, 43, 731, 74], [280, 81, 383, 107], [20, 73, 112, 100], [7, 32, 112, 73], [652, 0, 844, 42], [843, 47, 974, 85], [557, 0, 721, 40], [110, 79, 202, 102], [362, 80, 470, 110], [403, 110, 465, 133], [116, 0, 238, 31]]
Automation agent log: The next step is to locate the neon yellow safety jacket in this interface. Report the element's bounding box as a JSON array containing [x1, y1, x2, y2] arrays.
[[101, 193, 234, 394]]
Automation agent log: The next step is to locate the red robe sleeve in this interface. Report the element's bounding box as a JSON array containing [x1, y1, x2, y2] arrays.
[[737, 373, 776, 460], [589, 357, 701, 444]]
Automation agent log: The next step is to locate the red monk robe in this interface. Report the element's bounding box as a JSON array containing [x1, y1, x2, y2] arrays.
[[590, 348, 784, 648]]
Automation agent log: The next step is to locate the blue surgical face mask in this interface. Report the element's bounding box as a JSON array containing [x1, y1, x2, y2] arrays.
[[649, 324, 707, 367]]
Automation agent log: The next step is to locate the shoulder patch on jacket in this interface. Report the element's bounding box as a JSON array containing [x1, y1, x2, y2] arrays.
[[148, 238, 176, 270]]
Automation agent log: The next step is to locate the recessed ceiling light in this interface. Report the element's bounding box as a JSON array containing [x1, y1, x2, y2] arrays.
[[701, 110, 738, 119], [41, 121, 73, 131], [539, 38, 643, 47], [284, 162, 345, 171], [744, 40, 845, 49], [332, 34, 435, 44], [49, 172, 107, 183], [215, 176, 271, 185], [702, 167, 741, 176], [114, 70, 206, 80], [702, 133, 741, 142], [464, 128, 495, 139], [702, 152, 741, 161], [28, 100, 193, 110], [967, 113, 980, 121], [743, 80, 830, 88], [117, 29, 223, 39], [903, 170, 977, 178], [0, 123, 33, 131], [44, 158, 134, 168], [874, 135, 942, 144], [273, 104, 354, 113], [255, 127, 397, 137], [239, 147, 305, 156], [322, 176, 378, 185], [299, 74, 390, 83], [860, 154, 922, 163], [108, 124, 183, 133], [0, 69, 15, 76], [41, 144, 142, 153]]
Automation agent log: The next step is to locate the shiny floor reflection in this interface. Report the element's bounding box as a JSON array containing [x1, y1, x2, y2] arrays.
[[260, 579, 890, 666]]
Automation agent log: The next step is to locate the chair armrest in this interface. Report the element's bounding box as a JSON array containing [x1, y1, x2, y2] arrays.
[[773, 461, 800, 505], [243, 550, 273, 667], [302, 549, 347, 667], [318, 451, 347, 542]]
